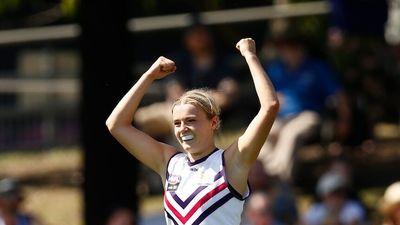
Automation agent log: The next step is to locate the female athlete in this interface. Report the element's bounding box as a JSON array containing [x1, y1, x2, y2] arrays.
[[106, 38, 279, 225]]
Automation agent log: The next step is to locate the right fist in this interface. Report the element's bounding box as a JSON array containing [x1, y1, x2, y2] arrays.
[[146, 56, 176, 80]]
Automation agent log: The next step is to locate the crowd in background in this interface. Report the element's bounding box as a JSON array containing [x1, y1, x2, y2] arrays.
[[131, 11, 400, 225], [2, 1, 400, 224]]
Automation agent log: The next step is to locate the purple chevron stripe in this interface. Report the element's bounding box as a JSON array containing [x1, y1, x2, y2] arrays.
[[168, 168, 225, 209], [214, 169, 224, 181], [192, 193, 234, 225], [170, 185, 207, 209], [165, 210, 179, 225]]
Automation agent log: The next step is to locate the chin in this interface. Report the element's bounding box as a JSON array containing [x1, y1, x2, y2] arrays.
[[182, 144, 199, 154], [182, 144, 193, 152]]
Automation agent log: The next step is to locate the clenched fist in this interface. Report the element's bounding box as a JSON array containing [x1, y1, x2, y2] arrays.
[[236, 38, 256, 57], [145, 56, 176, 80]]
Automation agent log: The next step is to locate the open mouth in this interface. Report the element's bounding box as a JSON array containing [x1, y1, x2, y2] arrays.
[[181, 134, 194, 141]]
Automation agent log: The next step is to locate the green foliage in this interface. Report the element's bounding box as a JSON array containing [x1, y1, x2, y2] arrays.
[[0, 0, 78, 28], [133, 0, 271, 17], [287, 0, 329, 38], [0, 0, 21, 15], [141, 0, 157, 14], [61, 0, 77, 18]]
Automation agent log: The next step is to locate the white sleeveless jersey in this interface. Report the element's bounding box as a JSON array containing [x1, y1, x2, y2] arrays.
[[164, 149, 250, 225]]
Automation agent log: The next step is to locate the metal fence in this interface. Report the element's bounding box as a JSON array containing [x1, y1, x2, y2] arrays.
[[0, 47, 80, 150]]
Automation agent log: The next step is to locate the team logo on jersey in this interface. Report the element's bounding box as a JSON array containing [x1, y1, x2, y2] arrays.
[[167, 175, 181, 191]]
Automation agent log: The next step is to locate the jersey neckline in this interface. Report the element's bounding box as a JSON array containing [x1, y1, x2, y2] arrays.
[[186, 148, 219, 167]]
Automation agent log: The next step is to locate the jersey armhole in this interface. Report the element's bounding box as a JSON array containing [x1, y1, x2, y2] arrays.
[[221, 151, 251, 201], [165, 151, 183, 180]]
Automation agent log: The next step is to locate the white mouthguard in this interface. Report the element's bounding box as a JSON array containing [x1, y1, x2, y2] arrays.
[[181, 134, 194, 141]]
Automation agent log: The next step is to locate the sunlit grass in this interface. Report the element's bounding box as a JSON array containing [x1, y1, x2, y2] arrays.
[[0, 146, 82, 178], [23, 186, 83, 225]]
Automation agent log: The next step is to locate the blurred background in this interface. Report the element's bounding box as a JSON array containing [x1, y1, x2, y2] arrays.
[[0, 0, 399, 225]]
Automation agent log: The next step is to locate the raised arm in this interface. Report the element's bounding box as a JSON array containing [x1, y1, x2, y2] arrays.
[[106, 56, 178, 177], [224, 38, 279, 194]]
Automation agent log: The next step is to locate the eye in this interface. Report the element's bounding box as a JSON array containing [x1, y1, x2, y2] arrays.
[[173, 121, 180, 127], [187, 119, 196, 123]]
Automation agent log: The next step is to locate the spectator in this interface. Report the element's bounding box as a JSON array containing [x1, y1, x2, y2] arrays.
[[302, 171, 366, 225], [258, 33, 351, 182], [326, 34, 400, 144], [134, 24, 240, 141], [327, 159, 353, 190], [327, 0, 388, 49], [270, 183, 299, 225], [0, 178, 41, 225], [378, 181, 400, 225], [105, 206, 136, 225], [385, 0, 400, 45], [247, 161, 299, 225], [243, 191, 283, 225], [248, 160, 272, 192]]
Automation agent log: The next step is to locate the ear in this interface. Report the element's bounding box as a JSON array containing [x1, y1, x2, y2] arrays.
[[210, 116, 220, 130]]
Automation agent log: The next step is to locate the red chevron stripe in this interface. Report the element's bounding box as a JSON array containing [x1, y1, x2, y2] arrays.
[[165, 182, 228, 224]]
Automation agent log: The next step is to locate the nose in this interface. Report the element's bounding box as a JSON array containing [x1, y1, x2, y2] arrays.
[[180, 124, 189, 132], [177, 122, 189, 133]]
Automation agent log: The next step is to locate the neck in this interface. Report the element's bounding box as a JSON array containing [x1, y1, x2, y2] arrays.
[[187, 145, 216, 162]]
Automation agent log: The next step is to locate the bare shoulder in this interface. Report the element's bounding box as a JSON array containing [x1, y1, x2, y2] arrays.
[[224, 135, 257, 170], [223, 140, 251, 195]]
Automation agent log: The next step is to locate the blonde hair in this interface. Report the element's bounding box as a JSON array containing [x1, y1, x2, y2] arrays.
[[172, 88, 221, 130]]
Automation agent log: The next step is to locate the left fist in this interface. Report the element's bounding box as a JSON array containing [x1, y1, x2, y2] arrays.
[[236, 38, 256, 57]]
